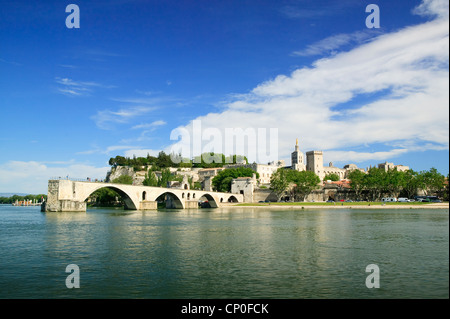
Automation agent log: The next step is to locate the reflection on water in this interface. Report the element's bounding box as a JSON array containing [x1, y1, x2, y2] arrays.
[[0, 205, 448, 298]]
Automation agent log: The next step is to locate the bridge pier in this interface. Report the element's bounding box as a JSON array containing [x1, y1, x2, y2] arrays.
[[44, 199, 86, 212], [185, 200, 199, 209], [139, 201, 157, 210]]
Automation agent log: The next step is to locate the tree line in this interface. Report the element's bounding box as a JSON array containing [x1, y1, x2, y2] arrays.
[[0, 194, 47, 204], [269, 167, 448, 202], [347, 167, 447, 201], [108, 151, 248, 171]]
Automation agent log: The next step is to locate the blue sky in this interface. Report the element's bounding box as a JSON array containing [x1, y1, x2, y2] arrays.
[[0, 0, 448, 194]]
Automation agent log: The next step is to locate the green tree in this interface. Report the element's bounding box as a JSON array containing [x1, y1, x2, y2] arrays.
[[270, 168, 289, 201], [323, 173, 340, 181], [112, 175, 133, 185], [192, 153, 248, 168], [219, 176, 235, 193], [364, 167, 386, 201], [421, 167, 445, 196], [402, 169, 422, 199], [10, 194, 25, 203], [347, 169, 366, 199], [111, 156, 127, 167], [156, 151, 173, 168], [212, 167, 258, 192], [444, 174, 449, 202], [289, 170, 321, 201], [108, 157, 115, 167], [227, 154, 248, 165], [193, 152, 225, 168], [143, 168, 158, 187], [157, 168, 172, 187], [193, 182, 202, 190], [385, 168, 404, 198], [88, 188, 121, 207]]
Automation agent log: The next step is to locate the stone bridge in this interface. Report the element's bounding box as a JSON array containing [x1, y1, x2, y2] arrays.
[[43, 179, 243, 212]]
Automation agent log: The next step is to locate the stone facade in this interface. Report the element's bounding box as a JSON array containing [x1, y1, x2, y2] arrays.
[[105, 166, 135, 183], [225, 161, 284, 185], [378, 162, 410, 172], [306, 150, 325, 180], [202, 176, 213, 191], [231, 174, 257, 203], [252, 189, 278, 202], [198, 167, 225, 179]]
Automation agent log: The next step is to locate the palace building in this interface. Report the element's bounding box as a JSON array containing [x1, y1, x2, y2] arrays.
[[291, 139, 365, 180]]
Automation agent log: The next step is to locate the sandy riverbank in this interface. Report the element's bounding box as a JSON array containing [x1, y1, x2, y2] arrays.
[[224, 202, 449, 210]]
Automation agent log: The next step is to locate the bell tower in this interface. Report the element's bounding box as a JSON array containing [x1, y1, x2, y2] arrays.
[[291, 139, 305, 171]]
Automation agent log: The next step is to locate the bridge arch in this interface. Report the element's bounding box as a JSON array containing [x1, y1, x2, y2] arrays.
[[82, 185, 139, 210], [198, 193, 219, 208], [153, 191, 184, 209]]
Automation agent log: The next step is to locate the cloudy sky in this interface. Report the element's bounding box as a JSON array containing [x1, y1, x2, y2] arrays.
[[0, 0, 448, 194]]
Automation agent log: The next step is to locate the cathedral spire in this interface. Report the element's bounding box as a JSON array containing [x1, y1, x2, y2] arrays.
[[295, 138, 299, 151]]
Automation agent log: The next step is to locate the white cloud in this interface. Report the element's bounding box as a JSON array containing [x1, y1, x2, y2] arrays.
[[324, 149, 410, 164], [76, 145, 140, 155], [413, 0, 449, 19], [292, 30, 377, 57], [57, 88, 84, 96], [0, 57, 22, 66], [168, 2, 449, 166], [91, 106, 156, 130], [131, 120, 166, 130], [55, 77, 115, 96], [0, 161, 109, 194]]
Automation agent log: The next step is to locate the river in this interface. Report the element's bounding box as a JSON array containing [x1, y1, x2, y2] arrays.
[[0, 204, 448, 299]]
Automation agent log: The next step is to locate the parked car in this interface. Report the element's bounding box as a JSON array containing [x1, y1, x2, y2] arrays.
[[427, 196, 442, 203], [398, 197, 410, 202], [382, 197, 398, 202]]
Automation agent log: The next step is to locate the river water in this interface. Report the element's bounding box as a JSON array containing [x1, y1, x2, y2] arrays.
[[0, 205, 448, 299]]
